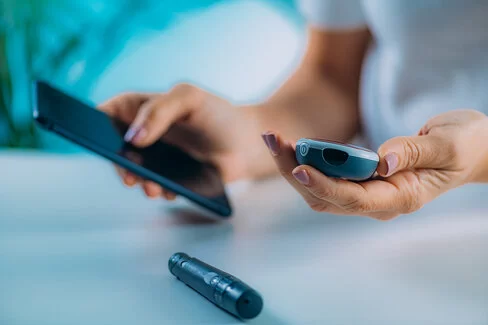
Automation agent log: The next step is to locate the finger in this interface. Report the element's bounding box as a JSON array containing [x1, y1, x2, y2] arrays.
[[262, 132, 304, 188], [116, 167, 128, 186], [162, 189, 177, 201], [124, 171, 139, 187], [142, 181, 163, 199], [124, 85, 203, 147], [115, 166, 140, 187], [292, 165, 370, 212], [98, 93, 152, 124], [377, 134, 452, 177], [115, 165, 125, 178], [262, 132, 334, 211], [368, 211, 400, 221], [123, 96, 181, 146], [292, 165, 418, 214]]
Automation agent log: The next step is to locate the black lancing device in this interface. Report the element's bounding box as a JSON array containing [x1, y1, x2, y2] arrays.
[[168, 252, 263, 320]]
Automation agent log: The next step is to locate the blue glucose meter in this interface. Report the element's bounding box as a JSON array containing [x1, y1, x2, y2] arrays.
[[296, 138, 379, 181]]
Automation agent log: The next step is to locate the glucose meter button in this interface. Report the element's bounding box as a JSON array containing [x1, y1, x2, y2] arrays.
[[299, 143, 309, 156]]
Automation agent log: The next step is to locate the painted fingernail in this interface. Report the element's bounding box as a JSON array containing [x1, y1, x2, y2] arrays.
[[261, 132, 280, 156], [124, 126, 147, 143], [293, 169, 310, 185], [124, 126, 140, 142], [384, 153, 399, 177], [132, 128, 147, 143]]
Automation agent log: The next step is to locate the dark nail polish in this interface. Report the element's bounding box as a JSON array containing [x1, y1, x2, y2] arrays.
[[261, 132, 280, 156], [293, 169, 310, 185]]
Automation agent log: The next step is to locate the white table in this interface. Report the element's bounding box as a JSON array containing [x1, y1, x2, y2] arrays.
[[1, 151, 488, 325]]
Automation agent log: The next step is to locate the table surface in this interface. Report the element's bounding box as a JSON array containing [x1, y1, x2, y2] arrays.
[[1, 151, 488, 325]]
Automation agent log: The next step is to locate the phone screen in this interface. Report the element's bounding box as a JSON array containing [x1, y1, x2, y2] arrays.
[[34, 81, 231, 215]]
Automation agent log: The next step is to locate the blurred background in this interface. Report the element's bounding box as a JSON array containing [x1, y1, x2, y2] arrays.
[[0, 0, 306, 152]]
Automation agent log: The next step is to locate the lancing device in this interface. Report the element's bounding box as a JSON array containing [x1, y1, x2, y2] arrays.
[[296, 138, 379, 181], [168, 253, 263, 320]]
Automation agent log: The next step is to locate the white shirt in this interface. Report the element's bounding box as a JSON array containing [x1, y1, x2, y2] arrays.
[[299, 0, 488, 149]]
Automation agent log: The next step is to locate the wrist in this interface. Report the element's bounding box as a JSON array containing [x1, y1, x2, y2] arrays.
[[235, 105, 279, 180]]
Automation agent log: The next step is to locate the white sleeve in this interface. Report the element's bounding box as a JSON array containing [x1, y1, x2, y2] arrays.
[[298, 0, 367, 29]]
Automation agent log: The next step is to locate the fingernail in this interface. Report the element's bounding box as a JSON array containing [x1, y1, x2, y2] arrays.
[[124, 126, 147, 143], [384, 153, 399, 177], [261, 132, 280, 156], [132, 128, 147, 143], [293, 169, 310, 185], [125, 127, 147, 144], [124, 126, 140, 142]]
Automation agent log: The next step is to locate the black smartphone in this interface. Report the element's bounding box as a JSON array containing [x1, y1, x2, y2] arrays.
[[32, 80, 232, 217]]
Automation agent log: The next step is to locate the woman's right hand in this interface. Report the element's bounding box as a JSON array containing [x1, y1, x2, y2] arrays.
[[99, 84, 259, 200]]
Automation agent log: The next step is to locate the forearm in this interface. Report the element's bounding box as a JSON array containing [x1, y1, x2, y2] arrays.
[[240, 67, 360, 179], [234, 27, 369, 180], [253, 66, 360, 142]]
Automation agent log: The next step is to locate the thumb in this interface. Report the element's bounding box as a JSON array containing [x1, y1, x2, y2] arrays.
[[123, 95, 190, 147], [377, 135, 450, 177], [124, 84, 205, 147]]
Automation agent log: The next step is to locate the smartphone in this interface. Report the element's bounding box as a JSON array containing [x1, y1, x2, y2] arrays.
[[296, 138, 379, 181], [32, 80, 232, 217]]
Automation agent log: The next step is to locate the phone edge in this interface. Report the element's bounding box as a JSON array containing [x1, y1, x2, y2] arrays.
[[31, 82, 232, 217]]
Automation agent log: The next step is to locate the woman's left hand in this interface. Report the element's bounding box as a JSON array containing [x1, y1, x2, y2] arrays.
[[262, 109, 488, 221]]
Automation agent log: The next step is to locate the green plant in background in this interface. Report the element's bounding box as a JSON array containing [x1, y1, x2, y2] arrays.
[[0, 0, 45, 148], [0, 0, 100, 148], [0, 0, 297, 149], [0, 26, 19, 147], [0, 0, 152, 149], [0, 0, 228, 149]]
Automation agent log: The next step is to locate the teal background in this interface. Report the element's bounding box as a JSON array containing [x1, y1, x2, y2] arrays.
[[1, 0, 306, 152]]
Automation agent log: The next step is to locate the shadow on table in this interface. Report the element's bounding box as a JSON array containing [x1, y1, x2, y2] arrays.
[[162, 206, 226, 225], [139, 275, 291, 325], [250, 310, 292, 325]]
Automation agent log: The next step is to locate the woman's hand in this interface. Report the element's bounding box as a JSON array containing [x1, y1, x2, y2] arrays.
[[99, 84, 260, 199], [263, 109, 488, 221]]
